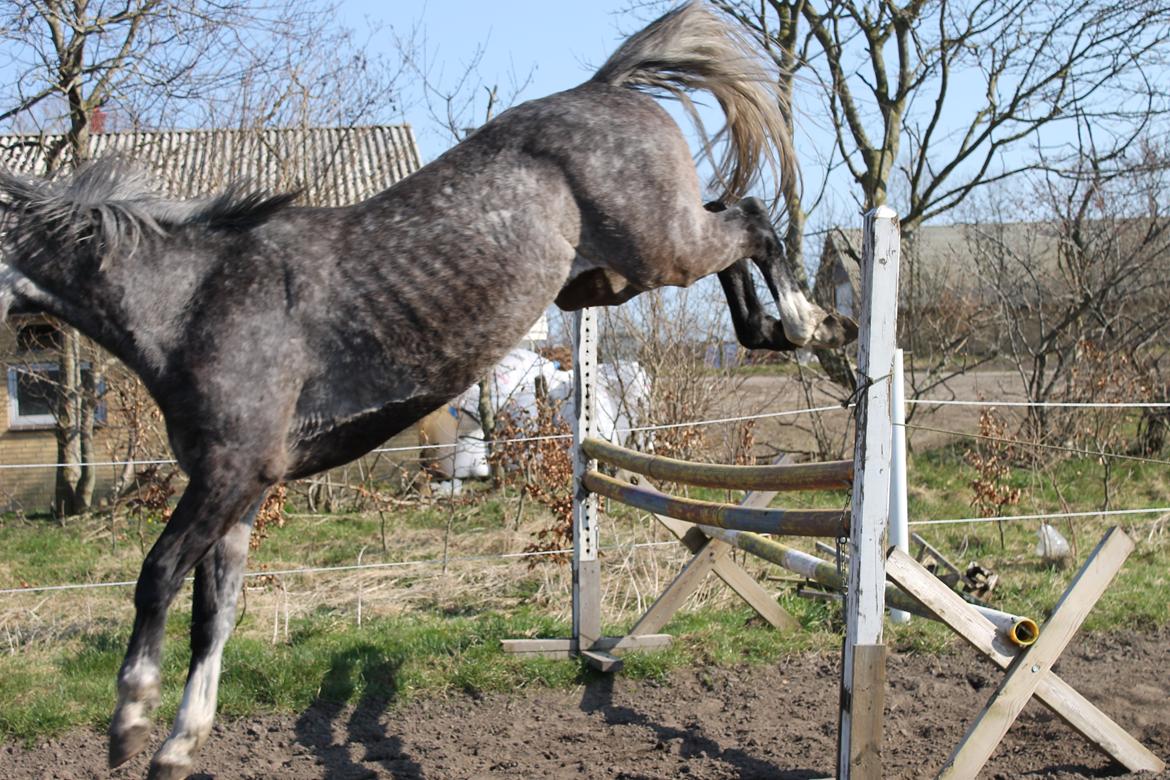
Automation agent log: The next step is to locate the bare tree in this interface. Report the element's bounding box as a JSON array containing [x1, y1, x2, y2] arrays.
[[710, 0, 1169, 423], [967, 137, 1170, 445], [1, 0, 409, 514]]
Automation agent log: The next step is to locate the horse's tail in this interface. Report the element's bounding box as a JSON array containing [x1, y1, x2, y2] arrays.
[[592, 1, 794, 207]]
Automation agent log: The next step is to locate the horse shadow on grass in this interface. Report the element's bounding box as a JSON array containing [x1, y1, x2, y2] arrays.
[[579, 672, 826, 780], [294, 643, 425, 779]]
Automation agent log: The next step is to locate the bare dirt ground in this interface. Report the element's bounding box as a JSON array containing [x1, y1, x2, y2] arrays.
[[5, 627, 1167, 780]]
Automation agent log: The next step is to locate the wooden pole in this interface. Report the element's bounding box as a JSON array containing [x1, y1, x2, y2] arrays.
[[838, 205, 901, 779]]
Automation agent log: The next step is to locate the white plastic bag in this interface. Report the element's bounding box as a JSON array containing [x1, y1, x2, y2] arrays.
[[1035, 522, 1071, 563]]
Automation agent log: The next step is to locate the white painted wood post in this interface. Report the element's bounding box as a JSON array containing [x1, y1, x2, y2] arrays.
[[838, 205, 901, 779], [889, 349, 910, 625], [572, 307, 601, 652]]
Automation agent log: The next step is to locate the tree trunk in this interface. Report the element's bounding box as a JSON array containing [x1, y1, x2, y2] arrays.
[[478, 374, 504, 483], [52, 326, 99, 516], [53, 327, 82, 517]]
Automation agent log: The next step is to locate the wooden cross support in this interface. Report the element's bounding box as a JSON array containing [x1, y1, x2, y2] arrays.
[[611, 470, 800, 644], [500, 471, 799, 667], [886, 528, 1165, 779]]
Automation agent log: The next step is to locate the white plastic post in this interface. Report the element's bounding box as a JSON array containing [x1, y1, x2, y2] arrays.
[[889, 348, 911, 625], [838, 205, 901, 779], [571, 307, 601, 651]]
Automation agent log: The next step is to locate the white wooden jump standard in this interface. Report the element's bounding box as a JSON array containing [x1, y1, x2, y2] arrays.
[[888, 347, 911, 625], [838, 204, 901, 779]]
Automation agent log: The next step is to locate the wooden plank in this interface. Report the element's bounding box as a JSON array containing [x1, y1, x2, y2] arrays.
[[625, 536, 727, 636], [581, 649, 623, 672], [843, 644, 887, 779], [887, 547, 1164, 774], [500, 637, 574, 657], [910, 532, 965, 581], [582, 437, 852, 491], [839, 204, 901, 780], [502, 634, 673, 659], [584, 470, 849, 536], [929, 529, 1148, 778], [648, 514, 799, 632], [711, 555, 801, 632]]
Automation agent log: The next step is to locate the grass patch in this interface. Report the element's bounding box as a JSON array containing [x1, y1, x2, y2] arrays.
[[0, 443, 1167, 741]]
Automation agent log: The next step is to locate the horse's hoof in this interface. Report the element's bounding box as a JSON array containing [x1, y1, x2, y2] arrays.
[[108, 721, 152, 768], [147, 756, 193, 780]]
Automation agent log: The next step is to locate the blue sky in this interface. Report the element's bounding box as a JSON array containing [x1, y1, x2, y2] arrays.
[[337, 2, 640, 162], [335, 2, 855, 220]]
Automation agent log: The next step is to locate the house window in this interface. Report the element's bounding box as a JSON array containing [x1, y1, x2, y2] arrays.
[[6, 362, 106, 430], [16, 322, 63, 353]]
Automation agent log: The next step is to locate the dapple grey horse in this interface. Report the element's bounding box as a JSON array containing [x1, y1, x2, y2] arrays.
[[0, 2, 854, 777]]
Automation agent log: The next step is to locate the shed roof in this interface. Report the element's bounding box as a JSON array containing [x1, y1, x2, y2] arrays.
[[0, 125, 422, 206]]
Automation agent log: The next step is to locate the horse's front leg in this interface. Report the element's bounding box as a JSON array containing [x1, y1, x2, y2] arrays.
[[108, 480, 266, 773], [148, 498, 262, 780], [717, 258, 799, 351], [715, 198, 857, 349]]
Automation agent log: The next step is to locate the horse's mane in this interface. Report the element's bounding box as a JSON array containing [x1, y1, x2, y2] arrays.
[[0, 157, 299, 264]]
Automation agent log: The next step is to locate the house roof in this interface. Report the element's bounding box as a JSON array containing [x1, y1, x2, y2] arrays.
[[0, 125, 422, 206]]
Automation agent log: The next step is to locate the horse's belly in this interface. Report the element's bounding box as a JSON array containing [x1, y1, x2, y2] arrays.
[[285, 393, 447, 480]]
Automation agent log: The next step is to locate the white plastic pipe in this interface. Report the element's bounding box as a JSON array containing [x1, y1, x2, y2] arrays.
[[889, 348, 911, 624]]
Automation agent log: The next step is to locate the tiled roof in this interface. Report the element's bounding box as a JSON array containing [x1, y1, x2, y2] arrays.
[[0, 125, 422, 207]]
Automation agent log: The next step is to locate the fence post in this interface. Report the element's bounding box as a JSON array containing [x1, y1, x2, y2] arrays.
[[889, 348, 910, 625], [572, 307, 601, 653], [838, 205, 901, 779]]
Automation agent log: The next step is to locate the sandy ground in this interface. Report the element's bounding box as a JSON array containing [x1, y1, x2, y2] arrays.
[[4, 626, 1168, 780]]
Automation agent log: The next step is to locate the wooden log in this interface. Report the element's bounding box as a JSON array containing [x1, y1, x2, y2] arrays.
[[584, 471, 848, 537], [581, 436, 852, 491]]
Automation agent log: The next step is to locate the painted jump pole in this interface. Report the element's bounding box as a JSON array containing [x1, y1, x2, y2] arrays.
[[581, 437, 853, 491], [838, 204, 901, 779], [582, 470, 848, 536]]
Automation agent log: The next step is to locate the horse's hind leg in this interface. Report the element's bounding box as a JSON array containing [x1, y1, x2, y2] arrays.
[[148, 498, 261, 780], [108, 480, 267, 771]]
